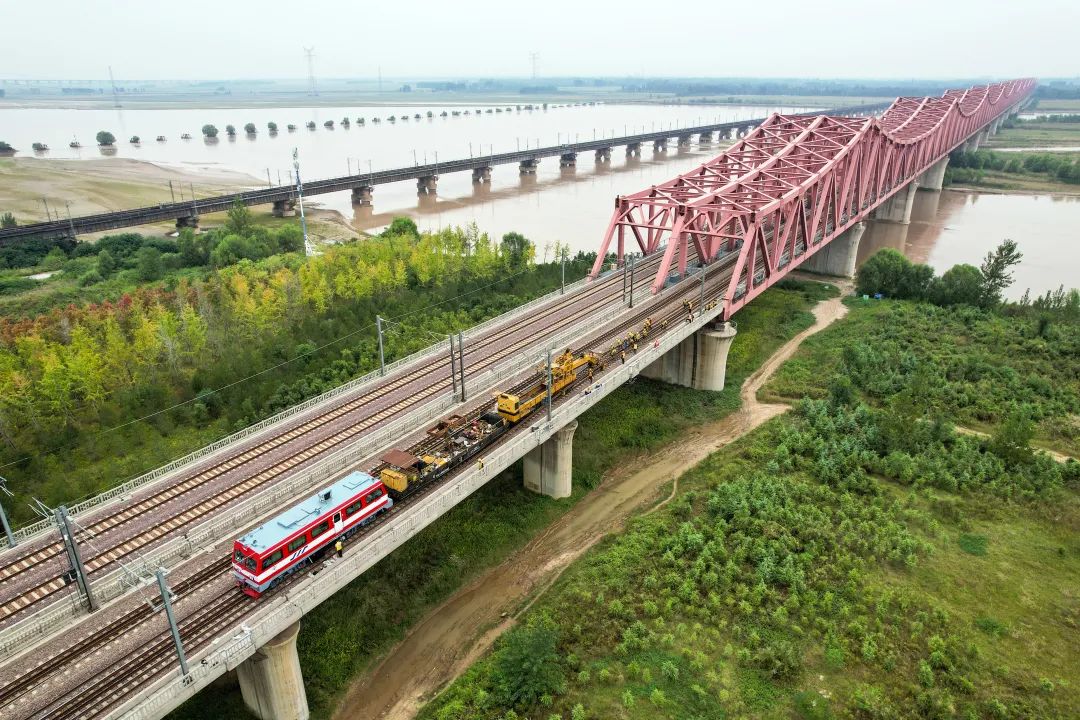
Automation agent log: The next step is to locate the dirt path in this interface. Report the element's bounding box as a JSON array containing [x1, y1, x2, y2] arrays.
[[954, 425, 1076, 463], [333, 284, 852, 720]]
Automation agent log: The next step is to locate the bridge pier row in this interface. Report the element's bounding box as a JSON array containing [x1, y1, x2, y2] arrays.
[[873, 180, 918, 224], [523, 420, 578, 499], [271, 199, 296, 217], [351, 186, 374, 205], [640, 322, 738, 391], [416, 175, 438, 195], [802, 222, 866, 279], [917, 157, 949, 192], [519, 158, 539, 174], [175, 215, 199, 231], [471, 166, 492, 183], [237, 621, 310, 720]]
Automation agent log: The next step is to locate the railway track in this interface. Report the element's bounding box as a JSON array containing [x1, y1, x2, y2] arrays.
[[0, 254, 665, 625], [2, 258, 735, 720]]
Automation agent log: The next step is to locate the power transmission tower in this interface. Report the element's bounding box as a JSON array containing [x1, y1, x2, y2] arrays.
[[108, 65, 120, 108], [529, 52, 540, 81], [304, 47, 318, 97]]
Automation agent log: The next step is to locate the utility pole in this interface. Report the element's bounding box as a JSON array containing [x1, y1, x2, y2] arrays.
[[55, 506, 97, 612], [108, 65, 120, 108], [448, 335, 458, 398], [0, 477, 16, 548], [293, 148, 313, 256], [154, 568, 190, 677], [168, 180, 176, 202], [629, 255, 636, 308], [65, 202, 76, 239], [266, 168, 272, 188], [376, 316, 386, 376], [529, 51, 540, 81], [699, 264, 706, 316], [457, 331, 466, 402], [41, 198, 52, 222], [561, 254, 566, 295], [304, 47, 318, 97]]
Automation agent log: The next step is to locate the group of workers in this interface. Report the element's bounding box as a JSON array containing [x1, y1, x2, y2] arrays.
[[609, 317, 658, 365]]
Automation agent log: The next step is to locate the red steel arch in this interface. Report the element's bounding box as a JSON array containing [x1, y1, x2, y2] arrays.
[[590, 79, 1036, 316]]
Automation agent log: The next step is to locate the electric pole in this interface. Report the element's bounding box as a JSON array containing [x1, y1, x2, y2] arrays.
[[304, 47, 317, 97]]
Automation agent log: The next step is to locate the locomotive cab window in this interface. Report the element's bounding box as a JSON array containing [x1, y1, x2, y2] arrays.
[[262, 549, 284, 570], [345, 500, 363, 517], [233, 550, 244, 563], [244, 556, 257, 571], [310, 520, 330, 539], [287, 536, 306, 553]]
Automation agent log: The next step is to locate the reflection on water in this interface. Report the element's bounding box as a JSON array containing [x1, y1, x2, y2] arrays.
[[856, 190, 1080, 299]]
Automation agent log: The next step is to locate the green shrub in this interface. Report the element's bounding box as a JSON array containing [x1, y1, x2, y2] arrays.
[[958, 534, 988, 556]]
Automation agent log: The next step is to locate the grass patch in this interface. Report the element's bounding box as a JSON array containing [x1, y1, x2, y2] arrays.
[[958, 532, 989, 556], [974, 616, 1008, 638]]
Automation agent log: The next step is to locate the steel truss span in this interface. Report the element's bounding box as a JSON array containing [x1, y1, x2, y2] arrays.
[[589, 79, 1037, 311]]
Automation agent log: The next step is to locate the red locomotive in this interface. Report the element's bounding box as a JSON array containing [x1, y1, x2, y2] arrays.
[[231, 471, 391, 597]]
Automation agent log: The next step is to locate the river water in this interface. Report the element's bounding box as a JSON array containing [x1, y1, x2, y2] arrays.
[[3, 103, 1077, 296]]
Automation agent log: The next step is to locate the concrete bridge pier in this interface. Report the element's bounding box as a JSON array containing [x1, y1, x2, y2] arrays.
[[237, 621, 310, 720], [559, 153, 577, 168], [416, 175, 438, 194], [677, 135, 692, 148], [351, 186, 374, 205], [175, 215, 199, 231], [802, 222, 866, 278], [625, 142, 641, 157], [523, 420, 577, 499], [698, 131, 713, 144], [519, 158, 539, 174], [874, 180, 918, 224], [594, 147, 612, 162], [471, 166, 492, 183], [917, 156, 949, 191], [640, 321, 738, 391], [653, 139, 667, 152], [271, 199, 296, 217]]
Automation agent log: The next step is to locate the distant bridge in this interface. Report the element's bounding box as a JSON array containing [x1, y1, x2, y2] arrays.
[[0, 103, 889, 243]]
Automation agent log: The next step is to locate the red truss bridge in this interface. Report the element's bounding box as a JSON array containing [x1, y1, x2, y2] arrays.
[[590, 78, 1037, 310]]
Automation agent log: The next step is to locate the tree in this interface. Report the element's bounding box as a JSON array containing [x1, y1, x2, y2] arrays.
[[135, 246, 164, 281], [929, 263, 983, 306], [267, 121, 278, 133], [384, 217, 420, 241], [225, 125, 237, 137], [0, 141, 14, 153], [129, 135, 140, 144], [491, 618, 565, 707], [201, 124, 219, 139], [42, 247, 67, 270], [244, 123, 257, 135], [0, 212, 15, 228], [95, 130, 116, 146], [501, 232, 534, 270], [96, 249, 118, 277], [855, 249, 930, 299], [979, 239, 1022, 308], [225, 200, 254, 236], [989, 405, 1035, 466]]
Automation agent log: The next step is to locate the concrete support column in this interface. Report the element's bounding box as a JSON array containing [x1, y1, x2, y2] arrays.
[[802, 222, 866, 279], [873, 181, 918, 224], [271, 199, 296, 217], [416, 175, 438, 194], [625, 142, 641, 157], [523, 420, 577, 499], [698, 131, 713, 144], [519, 158, 539, 174], [653, 139, 667, 152], [594, 147, 612, 162], [559, 153, 577, 168], [351, 186, 373, 205], [677, 135, 692, 148], [471, 166, 492, 183], [917, 156, 949, 192], [692, 322, 738, 391], [640, 322, 738, 392], [175, 215, 199, 231], [237, 622, 310, 720]]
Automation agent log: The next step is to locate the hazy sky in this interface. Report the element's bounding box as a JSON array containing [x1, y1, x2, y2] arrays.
[[4, 0, 1076, 81]]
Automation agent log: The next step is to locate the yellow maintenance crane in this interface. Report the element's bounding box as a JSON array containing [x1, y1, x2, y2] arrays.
[[497, 349, 604, 423]]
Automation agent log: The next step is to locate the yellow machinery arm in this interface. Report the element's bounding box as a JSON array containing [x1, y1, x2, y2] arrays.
[[497, 350, 603, 423]]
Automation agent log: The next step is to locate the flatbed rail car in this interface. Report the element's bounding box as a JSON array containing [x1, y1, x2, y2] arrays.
[[231, 471, 391, 597]]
